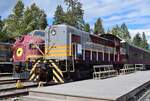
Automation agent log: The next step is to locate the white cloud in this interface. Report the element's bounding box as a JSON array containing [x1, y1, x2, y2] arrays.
[[80, 0, 150, 30], [0, 0, 150, 31]]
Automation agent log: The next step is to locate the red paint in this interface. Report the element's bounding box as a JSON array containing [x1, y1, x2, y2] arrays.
[[90, 35, 115, 47], [72, 34, 81, 43], [13, 35, 44, 62]]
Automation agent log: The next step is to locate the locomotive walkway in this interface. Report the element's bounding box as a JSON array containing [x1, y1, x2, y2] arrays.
[[21, 71, 150, 101]]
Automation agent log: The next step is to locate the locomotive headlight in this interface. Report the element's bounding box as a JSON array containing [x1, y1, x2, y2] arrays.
[[16, 48, 23, 57], [51, 29, 56, 35]]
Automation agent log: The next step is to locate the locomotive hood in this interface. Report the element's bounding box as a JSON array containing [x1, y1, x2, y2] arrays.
[[13, 32, 45, 62]]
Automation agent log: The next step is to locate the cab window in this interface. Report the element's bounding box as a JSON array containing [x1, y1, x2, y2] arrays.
[[33, 31, 45, 37]]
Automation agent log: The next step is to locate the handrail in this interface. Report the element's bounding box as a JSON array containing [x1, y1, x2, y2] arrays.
[[93, 65, 117, 79]]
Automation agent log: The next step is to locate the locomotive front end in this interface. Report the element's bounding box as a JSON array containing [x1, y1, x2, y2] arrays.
[[13, 30, 45, 77]]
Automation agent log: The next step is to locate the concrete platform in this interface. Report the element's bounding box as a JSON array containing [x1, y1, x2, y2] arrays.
[[23, 71, 150, 101]]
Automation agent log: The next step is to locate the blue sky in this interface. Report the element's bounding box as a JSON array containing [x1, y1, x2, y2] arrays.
[[0, 0, 150, 42]]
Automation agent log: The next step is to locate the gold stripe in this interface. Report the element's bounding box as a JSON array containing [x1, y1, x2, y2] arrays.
[[29, 73, 35, 81], [53, 70, 64, 83], [47, 54, 71, 57], [47, 51, 71, 54], [49, 60, 63, 77], [30, 60, 40, 74], [27, 52, 72, 58], [53, 77, 58, 83], [45, 44, 72, 56], [46, 45, 70, 49], [43, 60, 46, 63], [26, 55, 43, 59], [35, 75, 39, 81], [47, 49, 70, 52]]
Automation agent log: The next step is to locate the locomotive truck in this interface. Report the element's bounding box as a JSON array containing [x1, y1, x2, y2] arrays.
[[13, 24, 150, 83]]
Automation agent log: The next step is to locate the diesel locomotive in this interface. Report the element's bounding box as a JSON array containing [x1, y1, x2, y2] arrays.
[[13, 24, 150, 83]]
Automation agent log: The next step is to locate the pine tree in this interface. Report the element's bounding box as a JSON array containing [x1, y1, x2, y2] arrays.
[[23, 3, 47, 34], [0, 16, 3, 31], [0, 16, 4, 41], [112, 25, 121, 36], [142, 32, 149, 49], [111, 23, 131, 43], [4, 0, 24, 38], [94, 18, 105, 35], [64, 0, 84, 29], [133, 33, 143, 48], [4, 2, 47, 37], [0, 16, 9, 42], [84, 23, 90, 32], [13, 0, 24, 18], [39, 11, 47, 30], [28, 3, 47, 30], [121, 23, 131, 41], [107, 28, 111, 34], [53, 5, 65, 25]]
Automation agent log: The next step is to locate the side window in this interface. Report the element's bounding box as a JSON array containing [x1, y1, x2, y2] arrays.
[[33, 31, 45, 37]]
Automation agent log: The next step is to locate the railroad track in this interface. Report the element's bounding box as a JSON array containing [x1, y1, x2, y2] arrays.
[[0, 82, 38, 100], [0, 77, 58, 100], [0, 73, 13, 77], [0, 75, 38, 100]]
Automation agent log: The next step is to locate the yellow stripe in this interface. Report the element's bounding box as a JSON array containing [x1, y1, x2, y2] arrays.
[[46, 45, 70, 49], [53, 70, 64, 83], [35, 75, 39, 81], [26, 55, 43, 59], [45, 44, 72, 56], [53, 77, 58, 83], [27, 52, 72, 58], [47, 54, 71, 57], [29, 73, 35, 81], [50, 60, 63, 77], [48, 49, 69, 52], [30, 60, 40, 74]]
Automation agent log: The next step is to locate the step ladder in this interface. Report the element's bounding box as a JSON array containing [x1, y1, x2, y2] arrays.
[[93, 65, 117, 79], [120, 64, 135, 75]]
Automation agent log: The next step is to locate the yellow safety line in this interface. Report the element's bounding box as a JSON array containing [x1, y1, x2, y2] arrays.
[[29, 73, 35, 81], [35, 75, 39, 81], [47, 45, 70, 49], [47, 54, 71, 57], [53, 77, 58, 83], [43, 60, 46, 63], [53, 70, 64, 83], [50, 60, 63, 77], [30, 60, 40, 74]]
